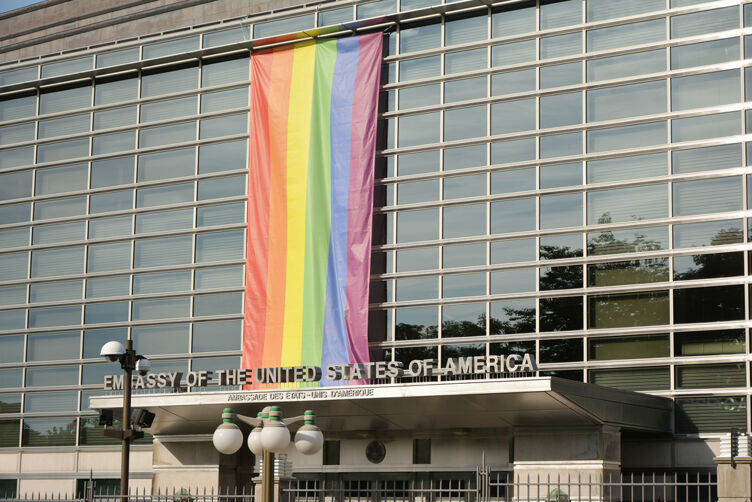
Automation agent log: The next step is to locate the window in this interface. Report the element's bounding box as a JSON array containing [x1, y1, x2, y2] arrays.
[[323, 440, 341, 465], [444, 204, 485, 238], [133, 297, 190, 321], [672, 38, 739, 70], [395, 306, 437, 341], [397, 209, 438, 243], [443, 273, 485, 298], [587, 184, 667, 224], [39, 84, 90, 114], [674, 285, 744, 323], [540, 338, 583, 363], [589, 335, 669, 360], [400, 23, 440, 53], [91, 157, 134, 188], [589, 367, 669, 391], [135, 235, 192, 268], [445, 106, 486, 141], [413, 438, 431, 464], [27, 332, 79, 361], [193, 320, 241, 352], [588, 259, 668, 286], [587, 50, 665, 82], [587, 19, 665, 52], [492, 99, 535, 134], [142, 64, 198, 97], [587, 121, 667, 153], [540, 193, 581, 229], [673, 219, 743, 248], [491, 268, 535, 294], [491, 238, 535, 264], [87, 242, 131, 272], [442, 303, 485, 338], [85, 302, 129, 324], [676, 397, 746, 433], [588, 292, 669, 328], [491, 198, 535, 234], [490, 300, 535, 334], [492, 69, 535, 96], [675, 330, 745, 357], [670, 7, 739, 39], [588, 81, 665, 122], [196, 230, 244, 262], [0, 335, 24, 363], [673, 144, 741, 174], [399, 112, 439, 146], [672, 70, 739, 111], [38, 113, 89, 139], [676, 364, 745, 389], [672, 112, 740, 143], [23, 418, 77, 446], [540, 296, 583, 331], [132, 324, 189, 355], [201, 56, 249, 86]]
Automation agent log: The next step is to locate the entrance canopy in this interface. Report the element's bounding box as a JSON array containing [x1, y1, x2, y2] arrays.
[[89, 377, 672, 436]]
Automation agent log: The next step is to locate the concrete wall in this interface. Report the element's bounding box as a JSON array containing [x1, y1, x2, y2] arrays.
[[0, 448, 153, 496], [288, 433, 511, 473], [0, 0, 315, 64], [621, 436, 720, 469]]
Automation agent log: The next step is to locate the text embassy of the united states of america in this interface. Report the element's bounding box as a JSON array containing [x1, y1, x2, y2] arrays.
[[103, 354, 536, 390]]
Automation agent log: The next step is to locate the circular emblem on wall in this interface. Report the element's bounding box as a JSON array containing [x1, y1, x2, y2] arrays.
[[365, 440, 386, 464]]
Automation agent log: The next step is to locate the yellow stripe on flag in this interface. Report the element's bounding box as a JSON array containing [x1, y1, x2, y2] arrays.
[[280, 40, 317, 367]]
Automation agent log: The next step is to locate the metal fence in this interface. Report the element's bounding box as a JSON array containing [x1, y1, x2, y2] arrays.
[[282, 471, 717, 502], [0, 471, 717, 502], [0, 485, 254, 502]]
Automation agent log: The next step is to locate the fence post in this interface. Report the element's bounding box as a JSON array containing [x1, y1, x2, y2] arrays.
[[715, 432, 752, 502]]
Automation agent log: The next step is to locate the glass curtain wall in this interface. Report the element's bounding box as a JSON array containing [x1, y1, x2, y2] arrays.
[[372, 0, 752, 435], [0, 0, 752, 448]]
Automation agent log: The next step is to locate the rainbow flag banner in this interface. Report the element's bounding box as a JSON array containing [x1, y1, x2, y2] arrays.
[[244, 33, 383, 387]]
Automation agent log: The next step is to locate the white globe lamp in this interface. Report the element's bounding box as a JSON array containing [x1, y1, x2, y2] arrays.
[[213, 409, 243, 455], [295, 425, 324, 455], [294, 410, 324, 455], [261, 408, 290, 453], [100, 341, 126, 362], [247, 424, 264, 456]]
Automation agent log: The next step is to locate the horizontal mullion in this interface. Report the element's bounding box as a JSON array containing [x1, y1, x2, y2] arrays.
[[0, 104, 250, 151], [377, 170, 751, 212], [0, 285, 244, 312], [0, 313, 244, 337], [0, 258, 245, 289], [367, 321, 752, 350], [0, 169, 248, 212], [378, 136, 746, 183], [0, 132, 249, 176], [0, 0, 740, 94], [370, 275, 752, 309], [384, 58, 747, 119], [372, 212, 750, 252], [0, 80, 250, 128], [372, 242, 752, 280], [381, 104, 751, 158], [0, 211, 247, 249]]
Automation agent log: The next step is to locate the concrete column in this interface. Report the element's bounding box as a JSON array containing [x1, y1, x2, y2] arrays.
[[252, 454, 294, 502], [511, 426, 621, 501], [715, 433, 752, 502], [151, 435, 253, 492]]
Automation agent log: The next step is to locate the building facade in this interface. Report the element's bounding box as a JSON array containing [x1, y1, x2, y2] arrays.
[[0, 0, 751, 495]]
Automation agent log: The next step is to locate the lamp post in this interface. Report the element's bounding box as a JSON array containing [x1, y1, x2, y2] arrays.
[[212, 406, 323, 502], [100, 339, 150, 501]]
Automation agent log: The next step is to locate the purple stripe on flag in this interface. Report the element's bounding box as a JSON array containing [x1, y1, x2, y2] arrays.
[[320, 36, 360, 385], [345, 33, 382, 368]]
